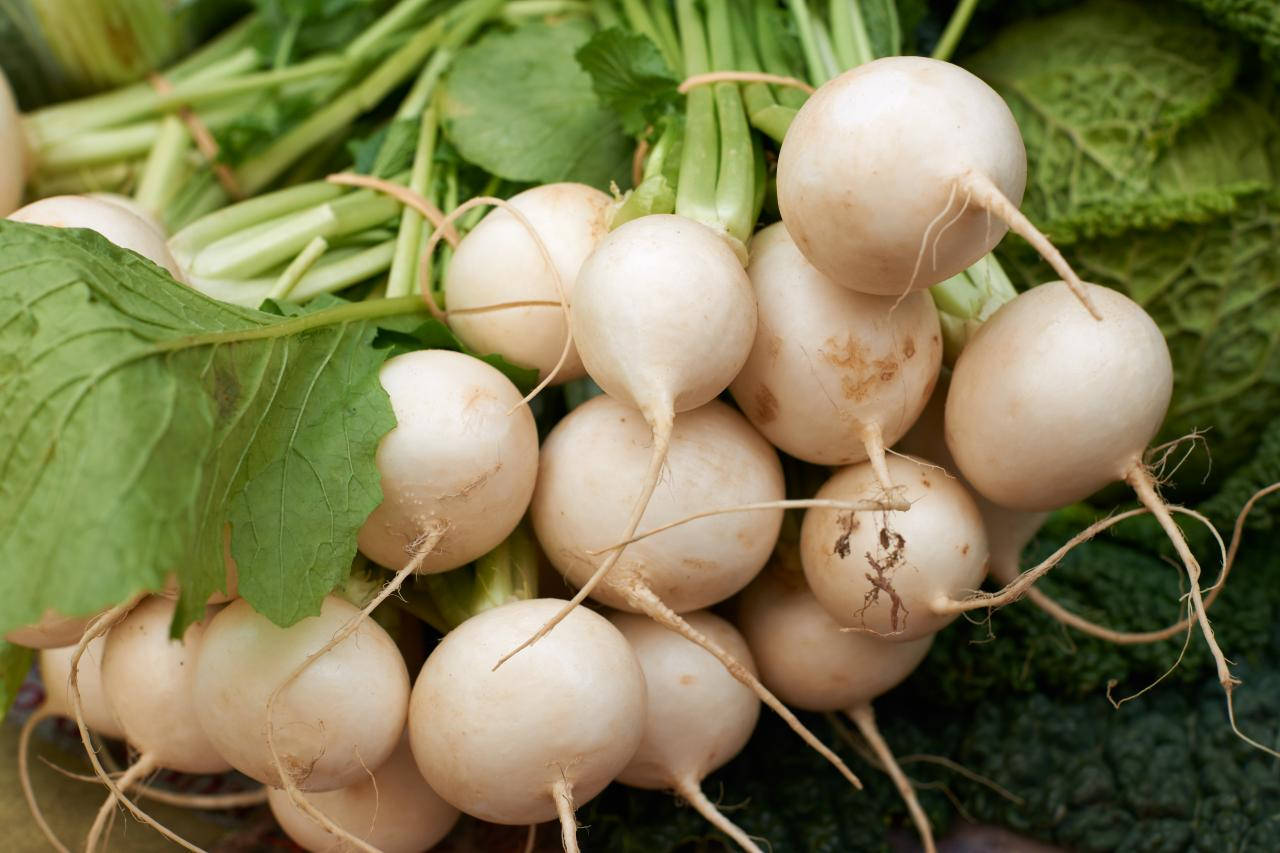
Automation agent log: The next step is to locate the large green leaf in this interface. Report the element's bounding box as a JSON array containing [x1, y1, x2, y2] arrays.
[[0, 222, 420, 633], [967, 0, 1245, 244], [441, 20, 632, 189]]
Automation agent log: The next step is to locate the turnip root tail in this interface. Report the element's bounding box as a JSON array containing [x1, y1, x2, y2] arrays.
[[859, 423, 900, 498], [846, 705, 935, 853], [623, 582, 862, 790], [552, 777, 580, 853], [672, 776, 764, 853], [1125, 465, 1235, 692], [996, 508, 1229, 645], [678, 71, 815, 95], [495, 413, 675, 670], [19, 708, 70, 853], [325, 173, 461, 247], [956, 170, 1101, 320], [69, 602, 206, 853], [85, 753, 157, 853], [584, 497, 909, 556], [266, 522, 445, 853]]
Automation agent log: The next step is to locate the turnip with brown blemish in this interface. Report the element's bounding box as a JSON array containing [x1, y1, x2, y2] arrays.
[[800, 455, 988, 641], [730, 223, 941, 492]]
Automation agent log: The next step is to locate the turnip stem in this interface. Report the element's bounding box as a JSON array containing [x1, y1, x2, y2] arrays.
[[830, 0, 874, 70], [786, 0, 829, 85], [624, 582, 864, 790], [674, 0, 720, 229], [847, 704, 936, 853], [134, 116, 191, 216], [706, 0, 756, 244], [267, 237, 330, 301], [620, 0, 681, 70], [387, 107, 441, 298], [932, 0, 981, 62], [757, 0, 809, 108], [673, 776, 764, 853]]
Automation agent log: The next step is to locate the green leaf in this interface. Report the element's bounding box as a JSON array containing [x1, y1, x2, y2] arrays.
[[347, 116, 422, 178], [967, 0, 1244, 243], [441, 20, 632, 189], [0, 642, 32, 717], [575, 27, 680, 136], [0, 222, 424, 635], [372, 318, 539, 393]]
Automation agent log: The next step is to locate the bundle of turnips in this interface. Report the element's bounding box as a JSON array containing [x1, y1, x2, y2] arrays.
[[2, 1, 1277, 852]]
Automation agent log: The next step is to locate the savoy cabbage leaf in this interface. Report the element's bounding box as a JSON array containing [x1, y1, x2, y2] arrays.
[[967, 0, 1245, 244]]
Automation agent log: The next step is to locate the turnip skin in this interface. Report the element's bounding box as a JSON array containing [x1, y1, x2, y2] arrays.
[[946, 281, 1172, 512], [0, 71, 25, 216], [531, 397, 783, 614], [8, 195, 185, 281], [570, 213, 757, 420], [801, 455, 988, 641], [408, 599, 646, 828], [87, 192, 168, 240], [356, 350, 539, 575], [268, 734, 459, 853], [101, 596, 230, 774], [445, 182, 611, 383], [193, 596, 410, 792], [738, 572, 933, 712], [730, 222, 942, 476], [777, 57, 1025, 296]]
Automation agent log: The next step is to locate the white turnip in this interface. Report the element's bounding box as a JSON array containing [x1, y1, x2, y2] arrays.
[[8, 195, 185, 281], [738, 570, 936, 852], [6, 611, 93, 650], [943, 281, 1237, 695], [192, 596, 409, 792], [408, 599, 646, 853], [776, 56, 1097, 317], [356, 349, 539, 575], [730, 222, 941, 490], [526, 395, 861, 789], [801, 455, 987, 641], [611, 611, 764, 853], [268, 734, 459, 853], [445, 182, 611, 383]]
